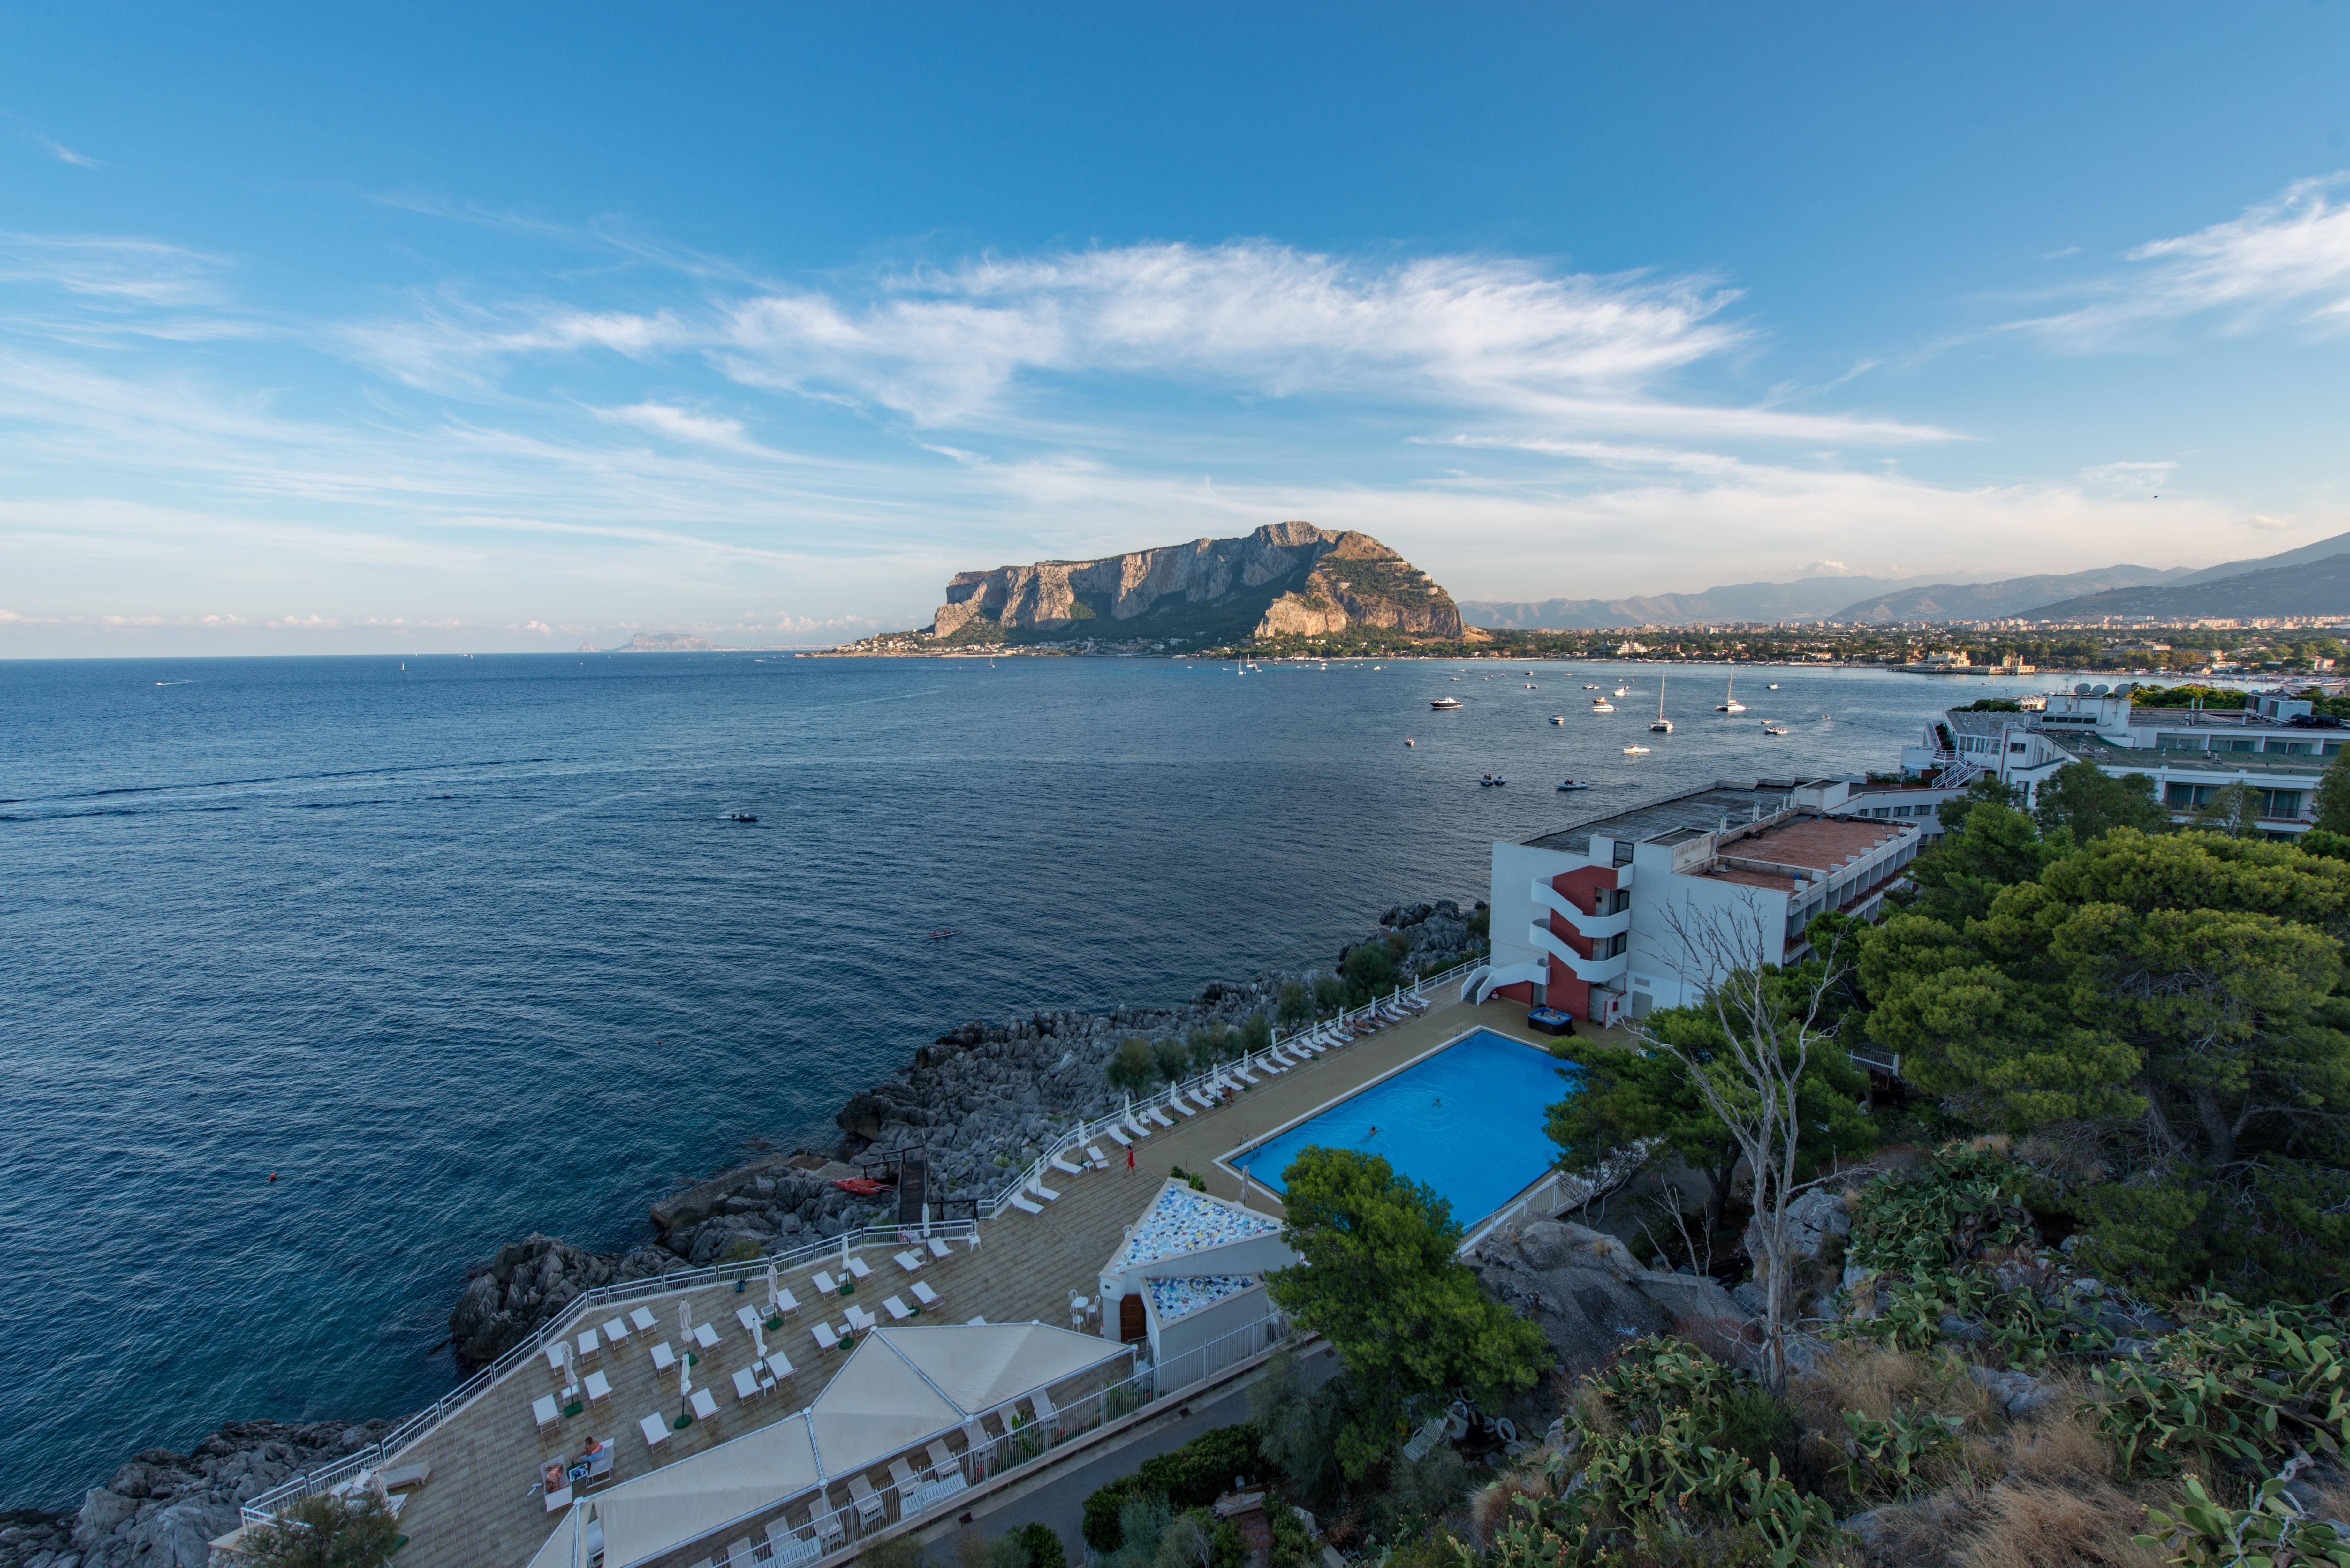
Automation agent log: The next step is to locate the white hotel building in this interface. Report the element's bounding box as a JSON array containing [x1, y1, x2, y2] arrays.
[[1904, 686, 2345, 835], [1476, 780, 1926, 1025]]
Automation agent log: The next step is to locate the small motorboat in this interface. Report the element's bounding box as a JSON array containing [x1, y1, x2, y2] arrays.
[[1590, 697, 1614, 712], [1622, 744, 1650, 754], [1526, 682, 1536, 689], [1550, 714, 1564, 725], [725, 812, 759, 823], [1430, 696, 1464, 710], [1614, 686, 1630, 697], [1584, 684, 1601, 690], [1767, 683, 1779, 689], [1761, 722, 1789, 735], [1555, 779, 1589, 791], [1479, 774, 1508, 787], [1405, 738, 1416, 746]]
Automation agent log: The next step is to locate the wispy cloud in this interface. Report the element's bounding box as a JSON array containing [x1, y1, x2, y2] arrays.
[[34, 133, 102, 169], [2079, 459, 2176, 487], [2015, 174, 2350, 346]]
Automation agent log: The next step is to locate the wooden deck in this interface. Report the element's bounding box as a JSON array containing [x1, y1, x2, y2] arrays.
[[377, 987, 1603, 1568]]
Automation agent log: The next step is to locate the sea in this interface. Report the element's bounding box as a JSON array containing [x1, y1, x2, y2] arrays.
[[1, 650, 1982, 1508]]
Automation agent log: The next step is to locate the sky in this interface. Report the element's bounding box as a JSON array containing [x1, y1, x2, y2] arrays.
[[4, 3, 2350, 656]]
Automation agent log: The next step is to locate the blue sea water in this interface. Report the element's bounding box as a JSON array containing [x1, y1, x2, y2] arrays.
[[1, 651, 1963, 1507], [1229, 1028, 1579, 1227]]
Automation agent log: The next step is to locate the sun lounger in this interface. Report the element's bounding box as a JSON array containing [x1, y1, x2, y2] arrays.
[[650, 1340, 677, 1371], [1009, 1192, 1042, 1214], [1051, 1154, 1085, 1176], [1255, 1056, 1286, 1074], [1232, 1064, 1260, 1084], [895, 1248, 926, 1273], [766, 1349, 794, 1381], [584, 1370, 612, 1404], [1028, 1174, 1061, 1202], [732, 1366, 761, 1402], [846, 1474, 885, 1529], [380, 1463, 431, 1493], [888, 1455, 921, 1494], [628, 1305, 657, 1332], [639, 1413, 670, 1450], [883, 1294, 913, 1322], [689, 1387, 718, 1421], [1123, 1113, 1151, 1137], [771, 1286, 800, 1316], [926, 1441, 961, 1479], [811, 1322, 842, 1353], [533, 1394, 560, 1429], [1190, 1088, 1217, 1110], [1104, 1125, 1133, 1148], [845, 1256, 873, 1282], [1146, 1107, 1174, 1127], [1030, 1386, 1060, 1434], [912, 1280, 941, 1309], [542, 1342, 567, 1373], [736, 1306, 764, 1336], [811, 1270, 838, 1296], [767, 1522, 821, 1567], [692, 1322, 719, 1350], [926, 1237, 953, 1260], [1168, 1095, 1197, 1116], [576, 1327, 600, 1359], [1087, 1144, 1111, 1167], [602, 1315, 631, 1343], [845, 1304, 878, 1332]]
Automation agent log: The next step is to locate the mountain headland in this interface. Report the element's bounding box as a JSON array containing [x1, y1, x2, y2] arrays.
[[919, 521, 1464, 647]]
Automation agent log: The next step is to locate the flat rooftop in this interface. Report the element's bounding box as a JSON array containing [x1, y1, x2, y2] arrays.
[[1523, 780, 1834, 857]]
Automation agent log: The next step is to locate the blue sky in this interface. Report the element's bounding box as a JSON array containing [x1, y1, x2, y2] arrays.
[[4, 3, 2349, 654]]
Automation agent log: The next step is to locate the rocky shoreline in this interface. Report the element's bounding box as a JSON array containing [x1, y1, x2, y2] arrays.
[[450, 898, 1480, 1365]]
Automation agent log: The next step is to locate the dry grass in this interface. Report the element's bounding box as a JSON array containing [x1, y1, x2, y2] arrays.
[[1949, 1479, 2165, 1568], [1791, 1346, 1946, 1425]]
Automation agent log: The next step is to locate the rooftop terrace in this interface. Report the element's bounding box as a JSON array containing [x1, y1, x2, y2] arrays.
[[1523, 780, 1837, 857]]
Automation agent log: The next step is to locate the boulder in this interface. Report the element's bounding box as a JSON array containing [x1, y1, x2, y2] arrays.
[[1966, 1364, 2056, 1417], [1741, 1188, 1852, 1265]]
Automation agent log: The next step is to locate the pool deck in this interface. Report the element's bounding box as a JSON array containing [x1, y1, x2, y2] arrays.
[[309, 987, 1631, 1568]]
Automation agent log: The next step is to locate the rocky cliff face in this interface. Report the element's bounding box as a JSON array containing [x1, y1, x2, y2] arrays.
[[930, 522, 1462, 644]]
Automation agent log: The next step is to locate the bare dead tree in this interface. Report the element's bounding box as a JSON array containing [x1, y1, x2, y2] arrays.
[[1630, 894, 1848, 1391]]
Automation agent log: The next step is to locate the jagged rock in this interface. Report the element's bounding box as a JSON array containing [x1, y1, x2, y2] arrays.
[[1965, 1365, 2056, 1417], [1742, 1188, 1853, 1265], [1470, 1225, 1676, 1374]]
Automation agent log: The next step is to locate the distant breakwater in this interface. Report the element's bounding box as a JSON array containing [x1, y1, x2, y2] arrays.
[[446, 897, 1481, 1366]]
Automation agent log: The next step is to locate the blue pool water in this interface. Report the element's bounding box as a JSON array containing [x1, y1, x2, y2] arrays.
[[1228, 1029, 1579, 1225]]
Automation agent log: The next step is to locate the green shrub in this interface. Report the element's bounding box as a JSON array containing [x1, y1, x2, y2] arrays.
[[239, 1492, 403, 1568], [1017, 1523, 1067, 1568], [1152, 1037, 1190, 1082], [1239, 1014, 1271, 1054], [1312, 975, 1345, 1014], [1081, 1423, 1264, 1551], [1277, 982, 1312, 1029], [1107, 1037, 1159, 1094]]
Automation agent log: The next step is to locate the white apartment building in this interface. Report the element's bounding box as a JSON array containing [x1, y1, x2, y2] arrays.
[[1477, 780, 1925, 1025], [1901, 685, 2345, 836]]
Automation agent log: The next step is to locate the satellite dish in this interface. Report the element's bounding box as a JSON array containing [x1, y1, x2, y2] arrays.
[[2092, 684, 2110, 696], [2075, 683, 2093, 696]]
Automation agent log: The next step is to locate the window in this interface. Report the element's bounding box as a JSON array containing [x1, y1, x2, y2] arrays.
[[2166, 782, 2219, 808], [2009, 741, 2028, 753], [2260, 789, 2306, 819]]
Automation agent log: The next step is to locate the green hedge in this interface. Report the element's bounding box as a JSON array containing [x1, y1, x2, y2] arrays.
[[1080, 1423, 1263, 1552]]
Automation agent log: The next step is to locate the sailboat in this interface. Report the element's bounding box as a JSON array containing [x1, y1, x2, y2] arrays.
[[1650, 672, 1672, 733], [1716, 672, 1746, 713]]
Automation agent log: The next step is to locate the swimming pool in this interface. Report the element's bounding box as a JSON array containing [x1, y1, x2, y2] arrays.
[[1225, 1028, 1580, 1227]]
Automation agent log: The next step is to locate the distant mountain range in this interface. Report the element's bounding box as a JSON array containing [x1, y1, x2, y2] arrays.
[[1459, 530, 2350, 627]]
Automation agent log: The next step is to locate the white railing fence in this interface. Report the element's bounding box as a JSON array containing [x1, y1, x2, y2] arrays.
[[239, 1219, 979, 1527], [971, 954, 1484, 1221], [579, 1308, 1293, 1568], [239, 955, 1480, 1529]]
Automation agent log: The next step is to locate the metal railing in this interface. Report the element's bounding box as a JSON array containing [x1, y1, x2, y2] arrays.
[[239, 1219, 979, 1527], [577, 1308, 1294, 1568], [968, 956, 1484, 1223], [239, 955, 1482, 1530]]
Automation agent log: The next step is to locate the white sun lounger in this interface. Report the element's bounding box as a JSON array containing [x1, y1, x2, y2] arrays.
[[1086, 1144, 1111, 1167], [771, 1286, 800, 1316], [811, 1270, 837, 1296], [1232, 1064, 1260, 1084], [766, 1349, 794, 1382], [533, 1394, 560, 1429], [895, 1249, 926, 1273], [542, 1342, 567, 1373], [846, 1303, 879, 1331], [926, 1236, 953, 1260], [692, 1322, 719, 1350], [1146, 1107, 1174, 1127], [1123, 1113, 1150, 1138], [1191, 1088, 1218, 1109], [584, 1370, 611, 1404], [1027, 1174, 1061, 1201], [844, 1256, 873, 1282], [732, 1367, 762, 1402], [602, 1315, 632, 1343], [649, 1341, 677, 1372], [811, 1322, 842, 1353], [912, 1280, 941, 1309], [639, 1413, 670, 1450], [1051, 1154, 1085, 1176], [1009, 1192, 1042, 1214], [883, 1294, 914, 1322], [736, 1306, 764, 1336], [1029, 1385, 1060, 1432], [888, 1455, 921, 1494], [1168, 1095, 1198, 1116], [689, 1387, 718, 1421], [629, 1305, 657, 1333], [1104, 1124, 1133, 1148], [846, 1474, 885, 1529]]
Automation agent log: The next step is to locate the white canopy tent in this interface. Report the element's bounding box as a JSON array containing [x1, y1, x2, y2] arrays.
[[526, 1322, 1133, 1568]]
